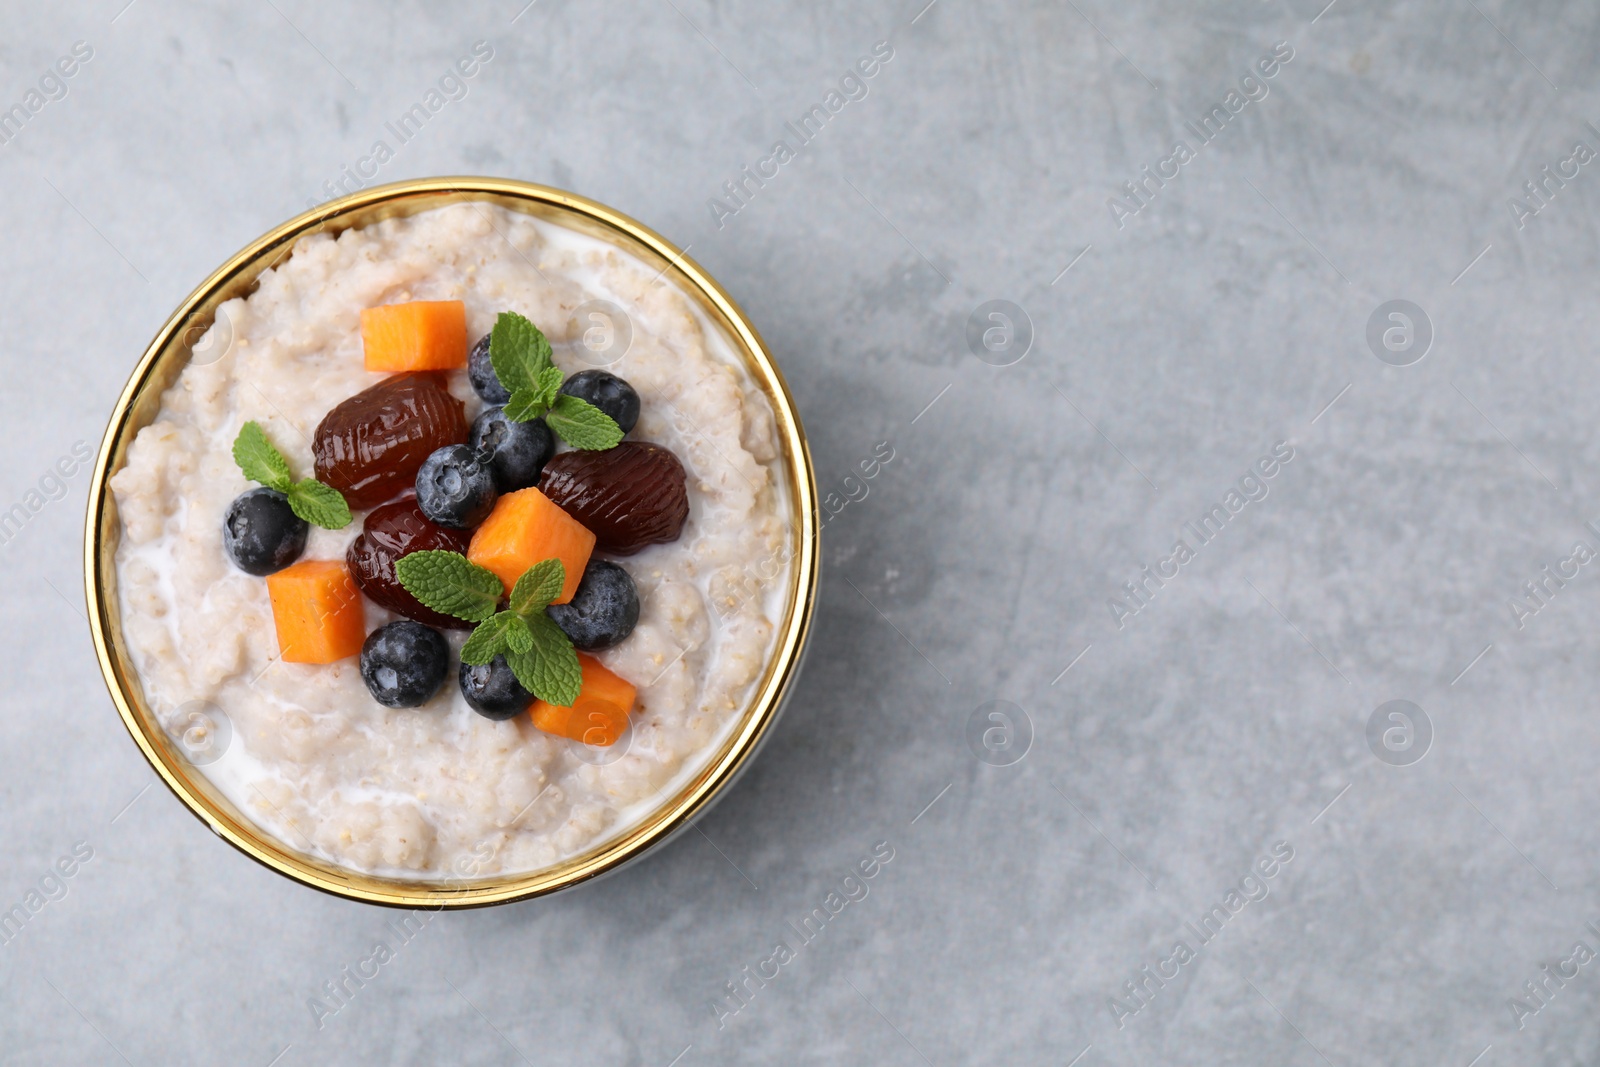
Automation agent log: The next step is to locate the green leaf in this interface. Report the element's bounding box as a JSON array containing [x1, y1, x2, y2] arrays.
[[510, 559, 565, 616], [395, 550, 503, 623], [506, 613, 582, 706], [502, 363, 565, 423], [286, 479, 352, 530], [502, 387, 551, 424], [232, 421, 292, 492], [489, 311, 553, 395], [233, 421, 349, 528], [533, 365, 564, 406], [461, 611, 524, 665], [505, 619, 534, 655], [546, 394, 624, 451]]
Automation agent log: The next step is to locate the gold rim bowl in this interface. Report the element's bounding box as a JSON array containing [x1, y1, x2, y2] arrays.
[[83, 177, 818, 907]]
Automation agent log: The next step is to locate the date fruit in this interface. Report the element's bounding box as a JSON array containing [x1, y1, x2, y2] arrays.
[[538, 442, 688, 555], [313, 373, 467, 510], [346, 495, 474, 629]]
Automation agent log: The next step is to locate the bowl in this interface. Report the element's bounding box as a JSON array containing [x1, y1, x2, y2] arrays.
[[84, 177, 818, 907]]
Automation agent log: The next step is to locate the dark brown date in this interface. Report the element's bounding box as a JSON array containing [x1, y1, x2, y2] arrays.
[[313, 373, 467, 510], [539, 442, 689, 555], [346, 495, 474, 629]]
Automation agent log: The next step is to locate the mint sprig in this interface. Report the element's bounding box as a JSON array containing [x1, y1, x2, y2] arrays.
[[489, 311, 624, 451], [231, 421, 352, 530], [502, 366, 563, 423], [396, 550, 582, 706]]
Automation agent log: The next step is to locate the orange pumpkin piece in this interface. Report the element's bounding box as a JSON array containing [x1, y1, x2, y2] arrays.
[[265, 560, 366, 664], [531, 654, 637, 746], [467, 487, 594, 604], [360, 300, 468, 372]]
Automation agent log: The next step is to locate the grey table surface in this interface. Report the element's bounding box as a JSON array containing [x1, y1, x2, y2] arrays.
[[3, 0, 1599, 1063]]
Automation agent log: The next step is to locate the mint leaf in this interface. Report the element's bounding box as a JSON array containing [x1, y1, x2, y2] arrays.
[[461, 611, 523, 665], [395, 550, 503, 623], [502, 366, 565, 423], [234, 421, 350, 528], [510, 559, 565, 616], [546, 394, 624, 450], [489, 311, 553, 395], [503, 387, 550, 424], [505, 618, 534, 655], [505, 613, 582, 706], [233, 421, 292, 492], [286, 479, 352, 530], [533, 365, 563, 406]]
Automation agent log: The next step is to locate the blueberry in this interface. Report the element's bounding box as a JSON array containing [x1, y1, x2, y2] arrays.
[[459, 655, 533, 720], [468, 332, 511, 404], [559, 370, 640, 435], [547, 560, 640, 651], [470, 406, 556, 491], [223, 487, 308, 576], [360, 621, 450, 708], [416, 445, 498, 529]]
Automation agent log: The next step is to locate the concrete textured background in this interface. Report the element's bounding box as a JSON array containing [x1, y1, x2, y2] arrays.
[[3, 0, 1600, 1063]]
